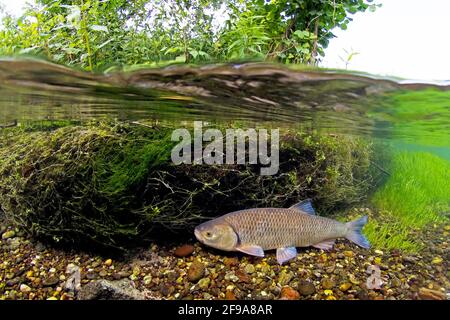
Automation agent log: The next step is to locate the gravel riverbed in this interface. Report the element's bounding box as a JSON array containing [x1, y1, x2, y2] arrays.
[[1, 217, 448, 300]]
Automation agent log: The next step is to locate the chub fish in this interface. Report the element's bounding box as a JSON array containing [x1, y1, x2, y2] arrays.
[[194, 199, 370, 264]]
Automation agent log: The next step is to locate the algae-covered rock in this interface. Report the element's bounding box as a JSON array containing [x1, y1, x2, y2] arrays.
[[0, 121, 377, 251]]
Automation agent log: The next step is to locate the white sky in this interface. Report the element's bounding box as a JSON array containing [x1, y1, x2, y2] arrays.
[[1, 0, 449, 81]]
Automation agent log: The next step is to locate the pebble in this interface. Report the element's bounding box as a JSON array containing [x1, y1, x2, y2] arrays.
[[356, 289, 369, 300], [224, 271, 239, 282], [348, 274, 360, 285], [225, 290, 236, 300], [187, 260, 205, 282], [198, 277, 210, 289], [244, 264, 255, 274], [418, 287, 446, 300], [174, 245, 195, 257], [321, 278, 336, 290], [339, 282, 352, 292], [143, 275, 152, 285], [19, 284, 32, 292], [280, 286, 300, 300], [104, 259, 112, 266], [343, 251, 354, 258], [42, 276, 60, 287], [298, 280, 316, 296], [277, 270, 293, 286], [431, 257, 443, 264], [1, 230, 15, 240], [223, 257, 239, 267]]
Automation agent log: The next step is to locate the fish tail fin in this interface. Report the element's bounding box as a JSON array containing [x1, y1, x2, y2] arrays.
[[345, 215, 370, 249]]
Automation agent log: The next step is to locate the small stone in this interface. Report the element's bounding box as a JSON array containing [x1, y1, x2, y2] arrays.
[[99, 270, 108, 277], [244, 264, 255, 274], [321, 278, 336, 290], [20, 284, 32, 292], [1, 230, 15, 240], [224, 271, 239, 282], [298, 280, 316, 296], [42, 276, 60, 287], [198, 277, 210, 289], [324, 289, 334, 296], [104, 259, 113, 267], [187, 260, 205, 282], [143, 275, 152, 285], [280, 286, 300, 300], [223, 257, 239, 267], [343, 251, 354, 257], [339, 282, 352, 292], [47, 297, 58, 300], [349, 274, 360, 285], [225, 290, 236, 300], [174, 244, 195, 257], [418, 288, 446, 300], [356, 289, 369, 300], [431, 257, 443, 264], [278, 270, 294, 286], [374, 249, 384, 255]]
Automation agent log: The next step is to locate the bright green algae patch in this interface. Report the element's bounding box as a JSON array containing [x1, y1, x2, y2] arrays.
[[0, 121, 378, 251], [366, 151, 450, 252], [373, 151, 449, 227]]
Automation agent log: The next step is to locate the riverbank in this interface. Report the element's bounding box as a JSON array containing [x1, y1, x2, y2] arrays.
[[1, 210, 448, 300]]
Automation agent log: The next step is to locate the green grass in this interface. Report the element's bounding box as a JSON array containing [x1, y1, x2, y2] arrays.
[[373, 151, 449, 227], [364, 218, 423, 253], [367, 151, 450, 252]]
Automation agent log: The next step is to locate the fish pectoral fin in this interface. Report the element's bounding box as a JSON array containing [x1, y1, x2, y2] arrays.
[[312, 239, 335, 250], [289, 199, 316, 215], [276, 246, 297, 265], [236, 244, 264, 257]]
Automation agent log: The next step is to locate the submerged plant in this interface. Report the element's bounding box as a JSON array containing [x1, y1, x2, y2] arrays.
[[0, 121, 377, 251]]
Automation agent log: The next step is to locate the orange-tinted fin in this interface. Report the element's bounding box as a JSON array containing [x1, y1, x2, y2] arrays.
[[312, 239, 335, 250], [236, 244, 264, 257], [276, 246, 297, 265]]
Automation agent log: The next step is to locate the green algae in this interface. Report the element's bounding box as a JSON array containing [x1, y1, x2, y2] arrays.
[[0, 121, 376, 251]]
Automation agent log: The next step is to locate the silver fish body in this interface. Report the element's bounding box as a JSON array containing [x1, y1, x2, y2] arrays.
[[194, 199, 370, 264], [221, 208, 347, 250]]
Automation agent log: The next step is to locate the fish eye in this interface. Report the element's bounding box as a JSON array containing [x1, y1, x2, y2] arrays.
[[205, 231, 212, 238]]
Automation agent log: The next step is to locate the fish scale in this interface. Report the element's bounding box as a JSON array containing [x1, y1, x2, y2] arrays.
[[223, 208, 345, 249], [195, 199, 370, 264]]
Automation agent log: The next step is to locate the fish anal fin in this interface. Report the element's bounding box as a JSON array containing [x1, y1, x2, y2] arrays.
[[312, 239, 335, 251], [236, 244, 264, 257], [289, 199, 316, 215], [276, 246, 297, 265]]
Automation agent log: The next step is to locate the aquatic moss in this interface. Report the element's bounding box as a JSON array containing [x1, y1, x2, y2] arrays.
[[365, 151, 450, 252], [0, 121, 377, 251], [372, 151, 450, 227]]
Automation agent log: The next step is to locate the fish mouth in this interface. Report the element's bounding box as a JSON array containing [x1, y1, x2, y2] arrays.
[[194, 228, 202, 241]]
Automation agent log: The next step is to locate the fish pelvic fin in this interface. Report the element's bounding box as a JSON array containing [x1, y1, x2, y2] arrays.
[[276, 247, 297, 265], [236, 244, 264, 257], [345, 215, 370, 249]]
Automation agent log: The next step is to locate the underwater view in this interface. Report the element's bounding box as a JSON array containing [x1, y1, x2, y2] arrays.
[[0, 0, 448, 304]]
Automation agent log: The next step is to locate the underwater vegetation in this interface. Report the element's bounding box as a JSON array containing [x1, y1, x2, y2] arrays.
[[370, 88, 450, 147], [0, 121, 377, 251], [366, 151, 450, 252]]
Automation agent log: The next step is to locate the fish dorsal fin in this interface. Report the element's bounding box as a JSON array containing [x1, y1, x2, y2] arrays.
[[276, 247, 297, 265], [236, 244, 264, 257], [289, 199, 316, 215]]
